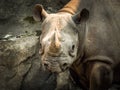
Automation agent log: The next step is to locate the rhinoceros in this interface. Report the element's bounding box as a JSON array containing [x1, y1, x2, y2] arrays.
[[33, 0, 120, 90]]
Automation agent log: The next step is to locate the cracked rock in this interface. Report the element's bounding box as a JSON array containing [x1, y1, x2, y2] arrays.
[[0, 36, 38, 90]]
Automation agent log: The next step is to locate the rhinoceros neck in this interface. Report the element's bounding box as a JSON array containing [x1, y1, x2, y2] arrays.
[[58, 0, 81, 15]]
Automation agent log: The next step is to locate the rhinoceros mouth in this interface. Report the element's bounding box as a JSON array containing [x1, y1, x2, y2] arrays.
[[42, 60, 62, 73], [41, 57, 69, 73]]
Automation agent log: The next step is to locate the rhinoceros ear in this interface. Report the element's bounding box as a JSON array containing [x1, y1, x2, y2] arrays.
[[33, 4, 49, 21], [72, 8, 89, 24]]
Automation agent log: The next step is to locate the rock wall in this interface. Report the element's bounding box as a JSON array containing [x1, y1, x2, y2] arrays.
[[0, 0, 69, 90], [0, 35, 58, 90], [0, 0, 69, 38]]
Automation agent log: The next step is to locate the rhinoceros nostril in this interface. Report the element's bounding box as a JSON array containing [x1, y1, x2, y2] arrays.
[[61, 62, 69, 71], [44, 63, 49, 67], [63, 63, 68, 67]]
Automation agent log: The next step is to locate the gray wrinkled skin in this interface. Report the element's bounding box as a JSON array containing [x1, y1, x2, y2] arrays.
[[39, 13, 79, 73]]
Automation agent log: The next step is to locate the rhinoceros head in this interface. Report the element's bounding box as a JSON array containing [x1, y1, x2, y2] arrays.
[[33, 4, 89, 73]]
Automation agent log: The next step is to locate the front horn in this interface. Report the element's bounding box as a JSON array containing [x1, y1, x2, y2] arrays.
[[49, 31, 61, 54]]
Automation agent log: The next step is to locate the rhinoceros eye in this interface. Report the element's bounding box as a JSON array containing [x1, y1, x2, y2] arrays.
[[39, 43, 44, 55], [69, 44, 75, 57], [39, 43, 41, 47], [72, 45, 75, 51]]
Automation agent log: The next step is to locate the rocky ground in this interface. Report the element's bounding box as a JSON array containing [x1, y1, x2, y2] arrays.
[[0, 0, 120, 90]]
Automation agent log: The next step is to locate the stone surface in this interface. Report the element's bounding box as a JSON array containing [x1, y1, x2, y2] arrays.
[[0, 36, 38, 90], [0, 35, 57, 90], [0, 0, 70, 90], [0, 0, 69, 38]]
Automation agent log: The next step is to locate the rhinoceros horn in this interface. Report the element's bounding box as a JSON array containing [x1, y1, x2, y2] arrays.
[[49, 31, 61, 54], [58, 0, 80, 15]]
